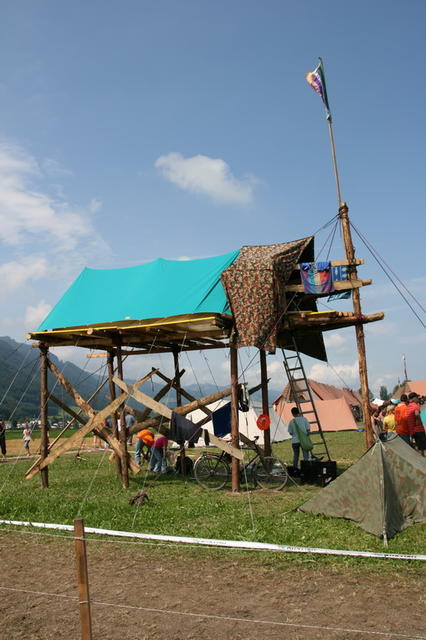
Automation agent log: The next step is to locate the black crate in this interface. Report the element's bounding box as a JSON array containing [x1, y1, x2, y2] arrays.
[[300, 460, 337, 486]]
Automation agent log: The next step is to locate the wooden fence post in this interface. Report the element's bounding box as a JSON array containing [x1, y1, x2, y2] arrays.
[[74, 518, 93, 640]]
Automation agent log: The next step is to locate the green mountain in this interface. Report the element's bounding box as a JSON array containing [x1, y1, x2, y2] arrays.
[[0, 336, 280, 423], [0, 336, 109, 422]]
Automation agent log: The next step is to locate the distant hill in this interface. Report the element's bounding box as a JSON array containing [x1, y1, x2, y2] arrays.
[[0, 336, 111, 422], [0, 336, 281, 422]]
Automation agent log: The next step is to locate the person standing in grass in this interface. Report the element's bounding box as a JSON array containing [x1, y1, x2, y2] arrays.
[[22, 423, 32, 456], [287, 407, 313, 468], [0, 420, 6, 458]]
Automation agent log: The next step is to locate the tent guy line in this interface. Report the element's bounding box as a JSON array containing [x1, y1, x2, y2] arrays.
[[1, 521, 424, 562]]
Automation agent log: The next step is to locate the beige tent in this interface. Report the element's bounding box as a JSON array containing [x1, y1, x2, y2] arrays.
[[274, 397, 358, 432]]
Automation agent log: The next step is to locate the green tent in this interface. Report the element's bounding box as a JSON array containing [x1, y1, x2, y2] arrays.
[[299, 435, 426, 540]]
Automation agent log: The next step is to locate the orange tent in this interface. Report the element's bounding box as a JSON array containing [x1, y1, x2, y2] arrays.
[[274, 397, 358, 432]]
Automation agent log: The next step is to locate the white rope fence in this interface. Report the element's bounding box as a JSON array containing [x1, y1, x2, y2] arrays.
[[1, 520, 425, 561]]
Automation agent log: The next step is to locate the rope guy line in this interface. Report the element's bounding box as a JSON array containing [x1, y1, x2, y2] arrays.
[[350, 221, 425, 328], [0, 585, 423, 639]]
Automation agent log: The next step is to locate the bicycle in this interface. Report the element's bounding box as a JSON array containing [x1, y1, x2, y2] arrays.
[[193, 435, 288, 491]]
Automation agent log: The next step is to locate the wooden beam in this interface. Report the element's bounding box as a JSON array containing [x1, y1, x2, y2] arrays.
[[25, 391, 130, 479], [47, 359, 95, 419], [39, 344, 49, 488], [230, 341, 240, 492], [285, 279, 372, 293], [286, 311, 384, 329], [49, 394, 87, 426], [292, 258, 364, 270], [25, 373, 153, 480], [207, 431, 244, 461], [113, 376, 243, 419]]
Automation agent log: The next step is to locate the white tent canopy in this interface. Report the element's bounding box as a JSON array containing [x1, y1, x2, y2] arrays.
[[185, 399, 289, 446]]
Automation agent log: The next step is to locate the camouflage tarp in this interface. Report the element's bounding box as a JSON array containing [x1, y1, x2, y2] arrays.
[[221, 236, 326, 358], [299, 435, 426, 539]]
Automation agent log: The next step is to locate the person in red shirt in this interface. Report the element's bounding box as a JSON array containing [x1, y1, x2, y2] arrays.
[[149, 434, 169, 472], [394, 394, 410, 445], [407, 393, 426, 456]]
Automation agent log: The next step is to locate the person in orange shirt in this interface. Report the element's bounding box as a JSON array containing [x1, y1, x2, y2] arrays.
[[135, 429, 154, 465], [394, 394, 410, 445], [407, 393, 426, 456]]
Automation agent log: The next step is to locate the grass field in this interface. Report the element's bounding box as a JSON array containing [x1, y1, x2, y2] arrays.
[[0, 431, 425, 573]]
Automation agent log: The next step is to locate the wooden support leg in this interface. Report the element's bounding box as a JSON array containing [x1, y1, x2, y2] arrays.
[[260, 349, 272, 457], [107, 350, 121, 477], [116, 345, 129, 489], [172, 348, 186, 475], [39, 344, 49, 488], [230, 341, 240, 492], [74, 518, 93, 640]]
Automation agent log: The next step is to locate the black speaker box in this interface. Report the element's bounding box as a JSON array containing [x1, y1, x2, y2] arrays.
[[300, 460, 337, 486]]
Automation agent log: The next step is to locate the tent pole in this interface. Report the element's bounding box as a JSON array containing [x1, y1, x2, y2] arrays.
[[115, 343, 129, 488], [260, 349, 271, 456], [230, 339, 240, 492], [172, 348, 186, 475], [107, 349, 121, 477], [39, 343, 49, 488], [339, 202, 374, 448]]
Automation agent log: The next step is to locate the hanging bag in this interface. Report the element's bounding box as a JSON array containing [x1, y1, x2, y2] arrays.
[[294, 420, 314, 452]]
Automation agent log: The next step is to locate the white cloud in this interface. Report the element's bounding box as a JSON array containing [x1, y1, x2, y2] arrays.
[[89, 198, 102, 213], [308, 361, 359, 388], [0, 142, 103, 251], [25, 301, 52, 330], [365, 321, 397, 337], [0, 256, 49, 294], [323, 333, 347, 351], [155, 152, 257, 204]]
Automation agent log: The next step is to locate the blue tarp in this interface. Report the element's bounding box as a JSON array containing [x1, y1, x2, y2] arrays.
[[37, 251, 240, 331]]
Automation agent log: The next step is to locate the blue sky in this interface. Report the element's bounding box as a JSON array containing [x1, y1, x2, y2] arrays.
[[0, 0, 424, 396]]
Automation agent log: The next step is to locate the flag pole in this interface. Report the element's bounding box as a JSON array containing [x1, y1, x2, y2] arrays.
[[307, 58, 374, 448], [326, 117, 342, 207]]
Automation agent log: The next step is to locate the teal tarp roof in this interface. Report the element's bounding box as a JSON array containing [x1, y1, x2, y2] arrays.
[[37, 251, 240, 331]]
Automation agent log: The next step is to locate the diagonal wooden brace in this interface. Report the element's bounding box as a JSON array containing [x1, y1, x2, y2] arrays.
[[25, 391, 129, 480], [113, 377, 245, 461], [47, 363, 156, 473]]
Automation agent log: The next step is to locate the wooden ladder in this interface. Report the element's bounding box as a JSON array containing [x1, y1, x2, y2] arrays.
[[282, 339, 331, 461]]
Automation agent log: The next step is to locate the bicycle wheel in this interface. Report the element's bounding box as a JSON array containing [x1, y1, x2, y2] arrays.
[[253, 456, 288, 490], [194, 454, 230, 490]]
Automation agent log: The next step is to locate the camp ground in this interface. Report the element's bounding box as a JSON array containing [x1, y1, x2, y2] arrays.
[[1, 22, 425, 640]]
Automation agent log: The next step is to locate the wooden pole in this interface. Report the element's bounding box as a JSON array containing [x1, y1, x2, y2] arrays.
[[322, 95, 373, 449], [339, 202, 374, 448], [107, 349, 121, 477], [230, 340, 240, 492], [172, 348, 186, 475], [115, 344, 129, 488], [259, 349, 271, 456], [39, 344, 49, 488], [74, 518, 93, 640]]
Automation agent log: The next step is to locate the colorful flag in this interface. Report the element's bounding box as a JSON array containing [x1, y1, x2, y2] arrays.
[[306, 58, 331, 120]]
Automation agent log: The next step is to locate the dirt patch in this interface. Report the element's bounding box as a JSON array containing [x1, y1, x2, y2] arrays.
[[0, 532, 425, 640], [1, 435, 96, 458]]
